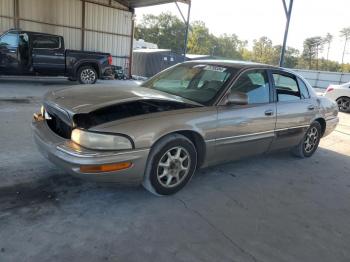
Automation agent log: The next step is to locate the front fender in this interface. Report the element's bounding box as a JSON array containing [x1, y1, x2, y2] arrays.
[[89, 107, 218, 149]]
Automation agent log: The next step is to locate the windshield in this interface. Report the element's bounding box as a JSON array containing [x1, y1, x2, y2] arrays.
[[141, 63, 237, 105]]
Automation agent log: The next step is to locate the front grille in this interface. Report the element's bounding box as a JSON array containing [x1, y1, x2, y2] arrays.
[[46, 112, 72, 139]]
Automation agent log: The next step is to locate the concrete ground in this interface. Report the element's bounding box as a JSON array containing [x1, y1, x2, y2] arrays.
[[0, 77, 349, 262]]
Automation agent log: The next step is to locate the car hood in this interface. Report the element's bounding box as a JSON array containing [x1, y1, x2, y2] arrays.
[[44, 84, 201, 115]]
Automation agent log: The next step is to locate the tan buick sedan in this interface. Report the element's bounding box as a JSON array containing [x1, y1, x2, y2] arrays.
[[32, 61, 339, 195]]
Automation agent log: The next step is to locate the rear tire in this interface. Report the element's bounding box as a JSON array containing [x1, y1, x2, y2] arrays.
[[336, 97, 350, 113], [292, 121, 322, 158], [77, 66, 97, 84], [142, 134, 197, 196]]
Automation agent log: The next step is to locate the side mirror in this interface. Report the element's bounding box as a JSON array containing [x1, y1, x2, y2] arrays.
[[226, 92, 248, 105]]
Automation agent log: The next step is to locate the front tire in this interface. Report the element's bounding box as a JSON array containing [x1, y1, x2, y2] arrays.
[[142, 134, 197, 196], [292, 121, 322, 158], [336, 97, 350, 113], [77, 66, 97, 84]]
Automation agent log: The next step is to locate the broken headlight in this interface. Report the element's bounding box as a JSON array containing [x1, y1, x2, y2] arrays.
[[71, 129, 133, 150]]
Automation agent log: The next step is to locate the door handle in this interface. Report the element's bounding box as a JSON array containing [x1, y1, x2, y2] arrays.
[[308, 105, 315, 110], [54, 53, 64, 56], [265, 109, 274, 116], [9, 50, 16, 53]]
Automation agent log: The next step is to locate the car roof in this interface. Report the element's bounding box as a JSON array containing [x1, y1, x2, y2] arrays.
[[184, 59, 282, 70], [6, 29, 61, 38]]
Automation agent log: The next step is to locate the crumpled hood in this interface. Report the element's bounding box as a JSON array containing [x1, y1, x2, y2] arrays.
[[44, 84, 200, 115]]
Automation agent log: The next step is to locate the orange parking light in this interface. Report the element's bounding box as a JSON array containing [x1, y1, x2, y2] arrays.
[[80, 162, 132, 173]]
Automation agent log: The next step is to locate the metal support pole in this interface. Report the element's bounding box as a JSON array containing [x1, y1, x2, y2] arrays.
[[14, 0, 19, 29], [183, 1, 191, 61], [175, 1, 187, 24], [279, 0, 293, 67], [81, 0, 86, 51], [129, 10, 136, 78]]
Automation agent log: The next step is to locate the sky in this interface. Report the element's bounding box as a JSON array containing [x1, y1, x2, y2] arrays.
[[135, 0, 350, 63]]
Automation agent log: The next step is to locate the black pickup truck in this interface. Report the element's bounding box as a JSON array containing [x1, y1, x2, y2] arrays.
[[0, 30, 113, 84]]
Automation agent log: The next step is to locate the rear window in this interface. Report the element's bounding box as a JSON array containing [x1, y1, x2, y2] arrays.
[[273, 73, 301, 102], [297, 77, 310, 99], [32, 35, 60, 49]]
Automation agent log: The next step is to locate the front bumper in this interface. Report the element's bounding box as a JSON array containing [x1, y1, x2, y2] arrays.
[[32, 118, 149, 184]]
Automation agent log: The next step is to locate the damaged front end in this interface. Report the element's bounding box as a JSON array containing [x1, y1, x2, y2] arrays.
[[73, 100, 198, 129], [40, 99, 199, 140], [32, 98, 198, 180]]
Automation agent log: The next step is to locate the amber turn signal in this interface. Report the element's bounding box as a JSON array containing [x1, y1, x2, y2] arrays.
[[80, 162, 132, 173]]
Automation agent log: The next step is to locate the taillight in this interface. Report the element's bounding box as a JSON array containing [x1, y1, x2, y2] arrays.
[[108, 55, 112, 65], [326, 86, 334, 92]]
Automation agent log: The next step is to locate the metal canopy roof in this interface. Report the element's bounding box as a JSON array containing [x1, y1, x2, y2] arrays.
[[114, 0, 190, 8]]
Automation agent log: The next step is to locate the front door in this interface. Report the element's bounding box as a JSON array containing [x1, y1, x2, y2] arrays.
[[0, 31, 20, 74], [269, 70, 317, 151], [214, 69, 277, 164], [31, 34, 65, 75]]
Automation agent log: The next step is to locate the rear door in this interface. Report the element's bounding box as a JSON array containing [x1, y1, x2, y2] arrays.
[[269, 70, 317, 151], [31, 34, 65, 75], [214, 69, 277, 164], [0, 31, 19, 74]]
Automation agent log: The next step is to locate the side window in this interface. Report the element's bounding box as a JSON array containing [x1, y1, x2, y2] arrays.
[[32, 35, 60, 49], [297, 77, 310, 99], [231, 70, 270, 104], [0, 33, 19, 48], [273, 73, 300, 102]]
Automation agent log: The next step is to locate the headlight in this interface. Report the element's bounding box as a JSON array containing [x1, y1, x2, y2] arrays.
[[40, 105, 45, 116], [71, 129, 133, 150]]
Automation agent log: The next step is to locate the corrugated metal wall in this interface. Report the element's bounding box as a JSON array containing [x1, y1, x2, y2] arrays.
[[293, 69, 350, 89], [84, 2, 132, 66], [0, 0, 14, 33], [0, 0, 133, 71]]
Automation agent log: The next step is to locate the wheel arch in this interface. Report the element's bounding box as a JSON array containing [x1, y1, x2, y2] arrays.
[[336, 95, 350, 100], [151, 130, 206, 169], [314, 117, 326, 136], [76, 61, 101, 78]]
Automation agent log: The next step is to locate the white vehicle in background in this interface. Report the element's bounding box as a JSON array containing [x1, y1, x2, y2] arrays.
[[324, 82, 350, 113]]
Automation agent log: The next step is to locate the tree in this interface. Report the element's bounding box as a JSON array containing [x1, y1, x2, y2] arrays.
[[214, 34, 246, 59], [187, 21, 216, 55], [272, 45, 299, 68], [252, 36, 273, 64], [302, 37, 324, 69], [135, 12, 186, 53], [324, 33, 333, 61], [340, 27, 350, 71]]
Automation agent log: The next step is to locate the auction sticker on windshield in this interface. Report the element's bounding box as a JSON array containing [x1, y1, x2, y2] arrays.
[[204, 65, 227, 72]]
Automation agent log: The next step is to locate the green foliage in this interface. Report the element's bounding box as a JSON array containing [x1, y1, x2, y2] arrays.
[[135, 12, 185, 53], [187, 21, 216, 55], [251, 37, 274, 64], [301, 37, 325, 69], [135, 13, 350, 72], [340, 27, 350, 39]]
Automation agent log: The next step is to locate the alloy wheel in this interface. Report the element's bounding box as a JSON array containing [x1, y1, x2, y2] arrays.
[[157, 146, 191, 188], [304, 127, 319, 153], [81, 69, 96, 84], [337, 97, 350, 111]]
